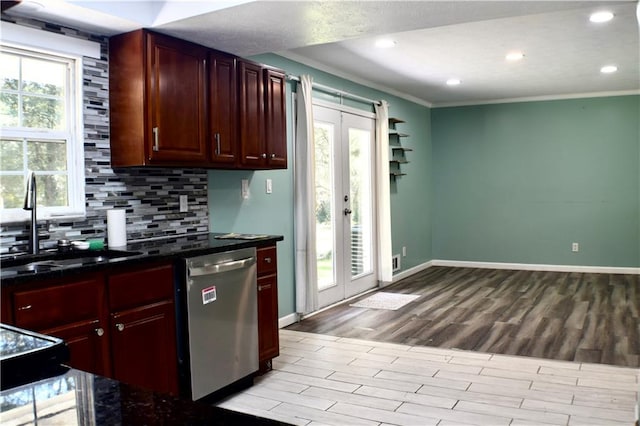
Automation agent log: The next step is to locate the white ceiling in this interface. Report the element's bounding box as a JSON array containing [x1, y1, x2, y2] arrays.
[[4, 0, 639, 106]]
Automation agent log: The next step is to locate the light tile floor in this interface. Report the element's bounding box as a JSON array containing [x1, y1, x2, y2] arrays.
[[218, 329, 639, 426]]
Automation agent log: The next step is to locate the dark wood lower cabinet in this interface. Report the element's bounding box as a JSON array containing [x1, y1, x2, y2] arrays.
[[42, 319, 110, 377], [2, 245, 282, 390], [1, 262, 179, 394], [257, 245, 279, 372], [110, 300, 178, 395], [258, 274, 279, 365]]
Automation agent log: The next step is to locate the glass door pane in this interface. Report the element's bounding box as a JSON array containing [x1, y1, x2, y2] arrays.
[[349, 127, 373, 278], [314, 121, 335, 290]]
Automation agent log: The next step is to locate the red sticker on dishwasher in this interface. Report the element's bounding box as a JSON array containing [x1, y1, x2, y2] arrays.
[[202, 286, 217, 305]]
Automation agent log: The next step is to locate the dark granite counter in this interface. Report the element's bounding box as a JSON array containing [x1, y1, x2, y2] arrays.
[[0, 368, 288, 425], [1, 232, 283, 286]]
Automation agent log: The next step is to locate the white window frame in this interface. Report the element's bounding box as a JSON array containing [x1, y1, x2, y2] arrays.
[[1, 33, 89, 223]]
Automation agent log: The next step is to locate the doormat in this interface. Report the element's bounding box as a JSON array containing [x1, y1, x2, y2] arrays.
[[349, 292, 420, 311]]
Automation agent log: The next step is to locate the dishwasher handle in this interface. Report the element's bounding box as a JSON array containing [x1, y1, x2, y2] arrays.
[[188, 256, 255, 277]]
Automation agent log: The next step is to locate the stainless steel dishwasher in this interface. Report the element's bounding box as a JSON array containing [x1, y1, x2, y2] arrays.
[[182, 247, 258, 401]]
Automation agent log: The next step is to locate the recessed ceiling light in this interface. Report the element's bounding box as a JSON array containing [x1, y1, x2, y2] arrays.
[[375, 38, 396, 49], [506, 51, 525, 61], [600, 65, 618, 74], [589, 11, 614, 23], [446, 78, 461, 86]]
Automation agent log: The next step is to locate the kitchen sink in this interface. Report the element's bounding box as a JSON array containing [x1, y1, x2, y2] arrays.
[[0, 249, 142, 271]]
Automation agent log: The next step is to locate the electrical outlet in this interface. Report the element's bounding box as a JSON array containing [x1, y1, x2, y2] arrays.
[[402, 246, 407, 257], [179, 195, 188, 212], [572, 242, 579, 252], [266, 179, 273, 194]]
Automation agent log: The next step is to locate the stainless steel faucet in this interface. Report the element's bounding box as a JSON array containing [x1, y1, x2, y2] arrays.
[[23, 170, 39, 254]]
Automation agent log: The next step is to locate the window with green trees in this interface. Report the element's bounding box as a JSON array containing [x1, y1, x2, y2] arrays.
[[0, 46, 84, 221]]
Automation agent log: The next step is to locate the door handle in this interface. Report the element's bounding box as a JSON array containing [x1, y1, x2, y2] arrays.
[[214, 133, 221, 155], [152, 127, 159, 151], [344, 208, 352, 216]]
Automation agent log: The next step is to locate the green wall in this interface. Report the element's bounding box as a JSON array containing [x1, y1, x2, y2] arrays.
[[208, 54, 433, 318], [432, 95, 640, 267], [209, 61, 638, 320]]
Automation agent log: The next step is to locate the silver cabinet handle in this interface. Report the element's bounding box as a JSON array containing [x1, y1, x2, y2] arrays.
[[95, 327, 104, 337], [264, 257, 272, 264], [258, 284, 272, 291], [116, 323, 125, 332], [270, 153, 276, 158], [261, 153, 267, 159], [214, 133, 221, 156], [152, 127, 159, 152], [17, 304, 32, 311]]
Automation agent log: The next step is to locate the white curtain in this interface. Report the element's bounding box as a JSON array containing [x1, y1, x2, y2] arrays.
[[375, 100, 393, 284], [294, 75, 318, 315]]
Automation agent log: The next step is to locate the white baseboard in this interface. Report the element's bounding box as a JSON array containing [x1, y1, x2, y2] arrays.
[[278, 313, 298, 328], [432, 259, 640, 275], [391, 260, 434, 283]]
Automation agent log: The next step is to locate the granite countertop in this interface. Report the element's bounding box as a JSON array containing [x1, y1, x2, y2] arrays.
[[1, 232, 283, 286], [0, 368, 288, 425]]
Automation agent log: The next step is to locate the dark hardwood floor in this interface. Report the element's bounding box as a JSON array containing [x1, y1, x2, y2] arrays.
[[286, 266, 640, 368]]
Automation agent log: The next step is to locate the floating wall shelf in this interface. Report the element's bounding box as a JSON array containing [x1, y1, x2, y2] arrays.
[[388, 117, 410, 180]]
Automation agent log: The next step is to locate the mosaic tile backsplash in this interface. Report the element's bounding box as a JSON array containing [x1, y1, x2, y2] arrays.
[[0, 16, 209, 254]]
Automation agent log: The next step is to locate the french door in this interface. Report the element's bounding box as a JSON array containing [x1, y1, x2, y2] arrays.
[[313, 104, 377, 308]]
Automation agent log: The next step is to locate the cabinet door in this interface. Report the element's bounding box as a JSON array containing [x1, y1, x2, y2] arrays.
[[257, 274, 279, 363], [42, 319, 110, 377], [209, 51, 237, 167], [147, 32, 208, 165], [238, 60, 265, 168], [110, 300, 179, 395], [264, 69, 287, 169], [11, 274, 109, 377]]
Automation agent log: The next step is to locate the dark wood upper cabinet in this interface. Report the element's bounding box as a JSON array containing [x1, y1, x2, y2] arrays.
[[264, 68, 287, 169], [238, 60, 265, 168], [109, 29, 287, 170], [147, 32, 208, 164], [110, 29, 208, 167], [238, 62, 287, 170], [209, 51, 238, 167]]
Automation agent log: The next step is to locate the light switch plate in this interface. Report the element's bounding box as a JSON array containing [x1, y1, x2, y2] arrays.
[[241, 179, 250, 199], [266, 179, 273, 194]]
